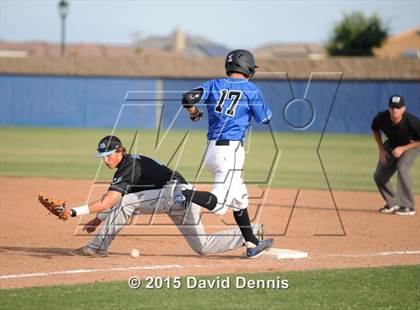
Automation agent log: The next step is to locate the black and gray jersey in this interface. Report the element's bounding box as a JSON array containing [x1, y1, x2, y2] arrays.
[[108, 154, 187, 195]]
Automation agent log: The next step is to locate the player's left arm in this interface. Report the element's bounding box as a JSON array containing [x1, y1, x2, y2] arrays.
[[250, 91, 272, 124], [393, 116, 420, 158], [392, 141, 420, 158]]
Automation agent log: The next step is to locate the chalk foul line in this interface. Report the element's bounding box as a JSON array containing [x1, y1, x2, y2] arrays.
[[0, 264, 204, 280], [315, 250, 420, 258], [1, 250, 419, 280]]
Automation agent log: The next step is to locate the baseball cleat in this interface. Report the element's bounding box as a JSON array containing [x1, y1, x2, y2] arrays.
[[378, 204, 399, 214], [394, 207, 416, 215], [246, 239, 273, 259], [70, 246, 108, 258]]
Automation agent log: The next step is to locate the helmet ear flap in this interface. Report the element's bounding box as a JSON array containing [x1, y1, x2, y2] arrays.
[[248, 66, 256, 77], [238, 54, 255, 77]]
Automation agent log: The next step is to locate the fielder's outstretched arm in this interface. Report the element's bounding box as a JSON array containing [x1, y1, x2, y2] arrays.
[[69, 190, 122, 217]]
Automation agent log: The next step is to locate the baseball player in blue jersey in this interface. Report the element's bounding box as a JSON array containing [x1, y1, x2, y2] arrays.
[[181, 49, 274, 258]]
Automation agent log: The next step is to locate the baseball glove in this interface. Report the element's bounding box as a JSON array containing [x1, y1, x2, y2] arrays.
[[38, 194, 69, 221]]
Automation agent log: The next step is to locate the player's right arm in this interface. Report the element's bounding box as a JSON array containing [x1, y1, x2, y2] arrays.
[[182, 88, 204, 109], [82, 191, 122, 233], [372, 130, 389, 164], [88, 190, 122, 214], [182, 88, 205, 122], [186, 105, 203, 122], [371, 113, 389, 164], [182, 81, 212, 121]]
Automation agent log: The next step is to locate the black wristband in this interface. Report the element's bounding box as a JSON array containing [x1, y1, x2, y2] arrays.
[[70, 209, 77, 217]]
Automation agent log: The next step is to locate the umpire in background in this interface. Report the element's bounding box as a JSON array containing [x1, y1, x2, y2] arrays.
[[372, 94, 420, 215]]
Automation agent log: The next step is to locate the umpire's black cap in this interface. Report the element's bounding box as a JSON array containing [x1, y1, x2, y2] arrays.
[[96, 135, 122, 157], [388, 95, 405, 108]]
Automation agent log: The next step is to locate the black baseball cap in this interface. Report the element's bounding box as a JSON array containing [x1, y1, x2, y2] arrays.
[[96, 135, 122, 157], [388, 95, 405, 108]]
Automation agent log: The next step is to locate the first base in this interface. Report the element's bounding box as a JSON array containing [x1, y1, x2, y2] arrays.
[[263, 248, 308, 259]]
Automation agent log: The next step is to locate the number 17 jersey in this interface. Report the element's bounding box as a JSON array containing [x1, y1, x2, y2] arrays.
[[196, 77, 272, 141]]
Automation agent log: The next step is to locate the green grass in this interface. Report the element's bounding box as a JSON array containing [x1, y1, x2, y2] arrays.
[[0, 127, 419, 192], [0, 266, 419, 309]]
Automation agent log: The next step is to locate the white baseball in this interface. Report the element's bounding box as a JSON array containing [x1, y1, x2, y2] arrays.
[[130, 249, 140, 258]]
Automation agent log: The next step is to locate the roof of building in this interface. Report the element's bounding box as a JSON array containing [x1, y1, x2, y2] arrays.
[[0, 53, 418, 80], [253, 43, 325, 59], [0, 40, 176, 58], [137, 31, 230, 57]]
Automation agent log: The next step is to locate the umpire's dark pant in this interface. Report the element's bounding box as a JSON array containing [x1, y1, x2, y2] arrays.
[[373, 141, 419, 210]]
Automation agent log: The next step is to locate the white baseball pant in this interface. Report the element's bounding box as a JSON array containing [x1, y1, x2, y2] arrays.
[[88, 183, 260, 254], [204, 140, 248, 215]]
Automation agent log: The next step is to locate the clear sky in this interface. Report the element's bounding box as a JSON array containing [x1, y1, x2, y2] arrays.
[[1, 0, 419, 49]]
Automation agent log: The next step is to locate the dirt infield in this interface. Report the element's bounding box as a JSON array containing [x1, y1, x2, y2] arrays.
[[1, 177, 419, 288]]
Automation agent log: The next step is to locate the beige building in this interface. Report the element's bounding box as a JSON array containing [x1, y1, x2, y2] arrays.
[[0, 28, 229, 59], [374, 28, 420, 58], [253, 43, 326, 60]]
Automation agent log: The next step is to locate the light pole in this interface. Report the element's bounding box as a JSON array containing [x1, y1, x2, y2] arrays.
[[58, 0, 69, 57]]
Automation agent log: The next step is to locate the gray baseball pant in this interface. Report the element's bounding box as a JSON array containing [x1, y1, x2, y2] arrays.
[[88, 184, 260, 254], [373, 142, 419, 210]]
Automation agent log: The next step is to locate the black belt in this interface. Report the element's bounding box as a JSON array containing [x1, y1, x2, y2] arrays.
[[215, 140, 243, 146]]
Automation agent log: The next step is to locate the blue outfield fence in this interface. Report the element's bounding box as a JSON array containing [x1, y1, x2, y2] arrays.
[[162, 78, 420, 134], [0, 74, 419, 133], [0, 75, 157, 128]]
